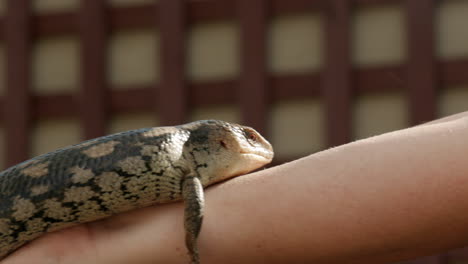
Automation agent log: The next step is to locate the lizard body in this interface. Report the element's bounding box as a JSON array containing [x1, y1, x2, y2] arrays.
[[0, 120, 274, 263]]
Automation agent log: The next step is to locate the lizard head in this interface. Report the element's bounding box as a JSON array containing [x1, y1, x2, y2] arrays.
[[182, 120, 274, 186]]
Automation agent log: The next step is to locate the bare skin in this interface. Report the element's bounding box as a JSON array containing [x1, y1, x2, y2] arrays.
[[4, 112, 468, 264]]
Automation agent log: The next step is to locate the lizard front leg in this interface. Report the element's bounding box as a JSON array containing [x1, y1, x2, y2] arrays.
[[182, 174, 205, 264]]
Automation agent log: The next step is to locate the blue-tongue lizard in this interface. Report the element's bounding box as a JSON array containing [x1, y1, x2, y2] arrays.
[[0, 120, 274, 263]]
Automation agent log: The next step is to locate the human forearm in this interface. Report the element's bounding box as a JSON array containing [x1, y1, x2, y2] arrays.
[[5, 114, 468, 264], [197, 115, 468, 263]]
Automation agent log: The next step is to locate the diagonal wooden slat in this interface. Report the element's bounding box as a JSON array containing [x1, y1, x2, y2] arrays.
[[158, 0, 188, 126], [79, 0, 109, 139], [4, 0, 32, 166], [322, 0, 352, 147], [238, 0, 269, 135]]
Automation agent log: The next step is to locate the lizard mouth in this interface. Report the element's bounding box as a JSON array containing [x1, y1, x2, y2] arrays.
[[239, 148, 274, 168], [239, 140, 274, 165], [240, 150, 274, 162], [214, 148, 274, 184]]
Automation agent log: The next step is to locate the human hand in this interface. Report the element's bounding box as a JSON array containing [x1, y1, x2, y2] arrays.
[[2, 201, 189, 264]]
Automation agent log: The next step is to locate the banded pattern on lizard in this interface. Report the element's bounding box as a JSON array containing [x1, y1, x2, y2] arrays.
[[0, 120, 274, 263]]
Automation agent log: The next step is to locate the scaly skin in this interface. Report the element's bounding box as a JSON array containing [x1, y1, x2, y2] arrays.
[[0, 120, 274, 263]]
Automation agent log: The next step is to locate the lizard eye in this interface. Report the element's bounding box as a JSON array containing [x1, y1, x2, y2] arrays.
[[245, 130, 258, 142]]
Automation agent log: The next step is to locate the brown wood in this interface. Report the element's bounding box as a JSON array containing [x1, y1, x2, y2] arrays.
[[322, 0, 352, 147], [0, 0, 416, 40], [271, 73, 321, 99], [399, 255, 446, 264], [191, 81, 237, 106], [110, 5, 155, 30], [354, 0, 403, 6], [4, 0, 32, 166], [80, 0, 109, 139], [406, 0, 437, 125], [440, 59, 468, 86], [443, 248, 468, 262], [355, 65, 404, 93], [33, 12, 77, 37], [238, 0, 269, 135], [0, 58, 465, 121], [188, 0, 236, 22], [111, 86, 155, 113], [438, 254, 450, 264], [33, 94, 78, 119], [158, 0, 188, 126], [271, 0, 326, 15], [445, 248, 468, 258], [0, 17, 3, 37]]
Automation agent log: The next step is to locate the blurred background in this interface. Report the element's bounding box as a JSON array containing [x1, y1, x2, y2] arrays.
[[0, 0, 467, 262]]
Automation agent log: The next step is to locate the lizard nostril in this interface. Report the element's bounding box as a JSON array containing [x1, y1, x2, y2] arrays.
[[219, 140, 227, 148]]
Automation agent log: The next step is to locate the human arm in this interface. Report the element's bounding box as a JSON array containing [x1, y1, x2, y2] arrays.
[[5, 112, 468, 264]]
